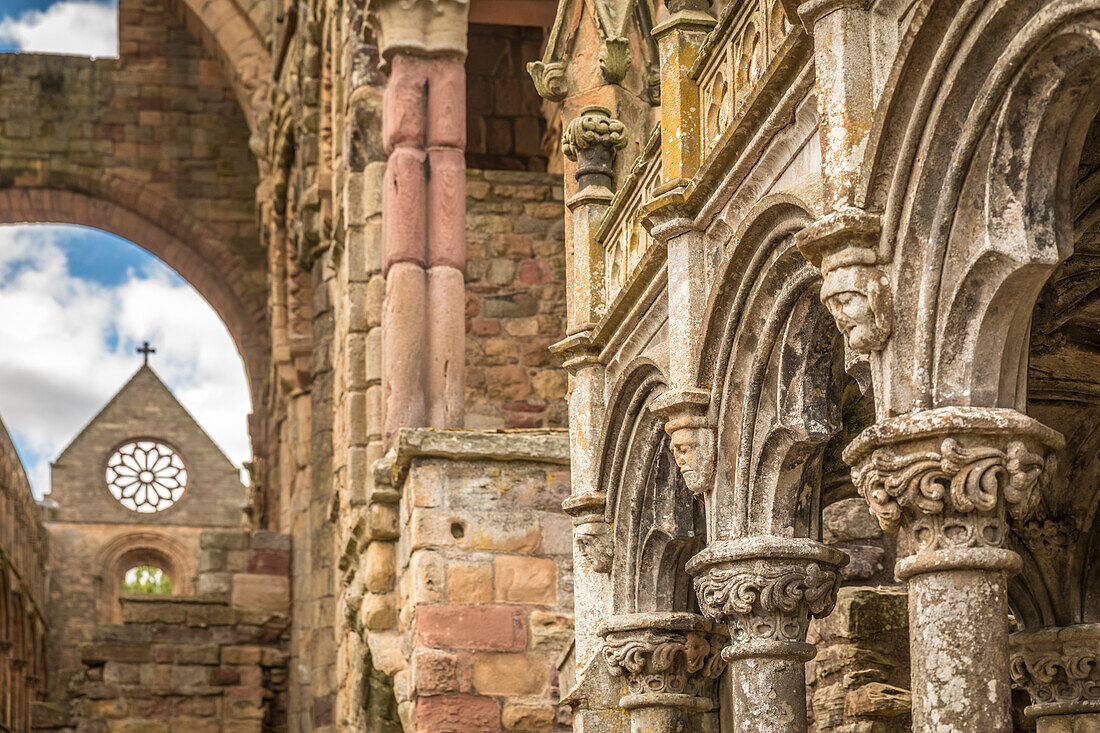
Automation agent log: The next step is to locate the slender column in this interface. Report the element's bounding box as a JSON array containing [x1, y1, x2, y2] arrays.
[[1011, 625, 1100, 733], [372, 0, 468, 444], [552, 105, 625, 668], [600, 612, 726, 732], [845, 407, 1064, 733], [687, 536, 847, 732]]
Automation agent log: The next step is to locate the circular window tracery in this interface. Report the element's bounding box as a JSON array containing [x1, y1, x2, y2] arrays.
[[106, 440, 188, 513]]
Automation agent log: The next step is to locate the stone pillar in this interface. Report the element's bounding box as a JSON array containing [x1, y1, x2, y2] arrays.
[[845, 407, 1064, 733], [1011, 624, 1100, 733], [687, 536, 847, 732], [797, 0, 874, 212], [600, 612, 726, 732], [371, 0, 468, 444], [551, 105, 625, 670]]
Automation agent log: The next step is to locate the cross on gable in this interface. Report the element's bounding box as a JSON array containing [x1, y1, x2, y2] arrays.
[[137, 341, 156, 365]]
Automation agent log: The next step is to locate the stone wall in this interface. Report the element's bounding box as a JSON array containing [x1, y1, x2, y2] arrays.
[[390, 429, 573, 732], [465, 170, 567, 431], [36, 528, 291, 732], [0, 417, 48, 732]]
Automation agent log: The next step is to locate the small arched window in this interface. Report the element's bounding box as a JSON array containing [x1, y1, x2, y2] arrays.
[[120, 565, 172, 595]]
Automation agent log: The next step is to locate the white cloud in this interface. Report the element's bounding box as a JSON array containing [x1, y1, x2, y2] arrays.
[[0, 0, 117, 58], [0, 225, 251, 497]]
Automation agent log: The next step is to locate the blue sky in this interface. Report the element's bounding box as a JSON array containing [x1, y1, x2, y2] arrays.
[[0, 224, 251, 498], [0, 0, 117, 56]]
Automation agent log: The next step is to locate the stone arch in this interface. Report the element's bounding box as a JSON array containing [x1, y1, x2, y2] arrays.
[[598, 360, 703, 614], [697, 194, 844, 540], [857, 0, 1100, 415], [0, 186, 268, 412], [94, 531, 196, 623]]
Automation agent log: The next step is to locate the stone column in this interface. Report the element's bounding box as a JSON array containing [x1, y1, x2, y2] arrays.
[[687, 536, 847, 732], [1011, 624, 1100, 733], [845, 407, 1064, 733], [600, 612, 726, 733], [551, 106, 626, 669], [371, 0, 468, 444]]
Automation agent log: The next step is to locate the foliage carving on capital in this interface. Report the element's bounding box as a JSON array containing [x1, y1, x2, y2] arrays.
[[794, 208, 890, 354], [562, 106, 627, 161], [526, 60, 567, 102], [845, 408, 1064, 560], [601, 620, 725, 700], [1010, 626, 1100, 715]]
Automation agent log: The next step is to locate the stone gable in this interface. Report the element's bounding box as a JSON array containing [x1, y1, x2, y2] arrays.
[[48, 365, 244, 527]]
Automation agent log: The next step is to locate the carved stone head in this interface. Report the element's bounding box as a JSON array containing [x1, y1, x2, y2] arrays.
[[574, 520, 613, 572], [667, 417, 715, 495], [820, 265, 891, 353]]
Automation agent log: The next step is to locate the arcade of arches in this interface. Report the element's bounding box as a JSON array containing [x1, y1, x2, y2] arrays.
[[0, 0, 1098, 730]]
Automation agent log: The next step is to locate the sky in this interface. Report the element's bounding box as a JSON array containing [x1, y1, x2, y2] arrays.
[[0, 0, 117, 56], [0, 225, 252, 498], [0, 3, 250, 497]]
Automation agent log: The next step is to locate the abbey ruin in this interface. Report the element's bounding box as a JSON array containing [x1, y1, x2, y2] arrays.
[[0, 0, 1097, 730]]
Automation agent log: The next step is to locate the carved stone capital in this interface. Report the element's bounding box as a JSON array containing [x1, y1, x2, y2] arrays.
[[1011, 624, 1100, 719], [562, 106, 627, 189], [366, 0, 468, 67], [526, 60, 567, 102], [651, 389, 714, 496], [599, 612, 726, 710], [687, 537, 847, 662], [794, 208, 889, 354], [563, 491, 613, 573], [1017, 515, 1080, 562], [599, 37, 631, 85], [549, 331, 602, 373], [844, 407, 1064, 578]]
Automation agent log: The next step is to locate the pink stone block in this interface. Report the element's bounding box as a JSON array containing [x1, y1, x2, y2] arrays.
[[427, 266, 466, 429], [427, 148, 466, 270], [382, 262, 428, 442], [382, 147, 427, 274], [426, 58, 466, 149], [383, 56, 428, 152]]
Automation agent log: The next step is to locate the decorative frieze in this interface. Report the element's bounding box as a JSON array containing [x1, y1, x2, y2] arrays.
[[687, 536, 846, 662], [844, 407, 1063, 574], [1011, 624, 1100, 719], [599, 612, 726, 709], [794, 208, 889, 355]]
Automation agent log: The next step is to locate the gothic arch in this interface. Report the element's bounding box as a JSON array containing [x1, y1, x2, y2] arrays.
[[598, 360, 703, 614], [0, 186, 268, 411], [857, 0, 1100, 415], [94, 531, 196, 622], [697, 194, 844, 540]]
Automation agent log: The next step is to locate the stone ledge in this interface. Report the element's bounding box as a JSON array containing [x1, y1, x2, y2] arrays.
[[393, 428, 570, 470]]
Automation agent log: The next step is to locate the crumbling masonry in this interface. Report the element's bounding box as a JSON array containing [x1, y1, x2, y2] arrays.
[[0, 0, 1099, 730]]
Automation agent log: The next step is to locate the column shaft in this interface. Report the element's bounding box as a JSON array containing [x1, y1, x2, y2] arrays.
[[726, 657, 806, 731]]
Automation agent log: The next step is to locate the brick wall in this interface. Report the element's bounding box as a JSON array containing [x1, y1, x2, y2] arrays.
[[465, 170, 568, 431], [38, 529, 291, 732], [466, 25, 550, 172], [391, 429, 573, 732], [0, 417, 48, 732]]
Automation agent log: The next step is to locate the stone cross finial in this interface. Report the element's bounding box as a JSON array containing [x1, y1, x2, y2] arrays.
[[137, 341, 156, 365]]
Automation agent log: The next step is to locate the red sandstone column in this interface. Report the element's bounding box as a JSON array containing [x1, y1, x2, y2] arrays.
[[375, 6, 468, 443]]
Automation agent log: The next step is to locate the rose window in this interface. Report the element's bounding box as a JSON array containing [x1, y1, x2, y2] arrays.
[[106, 440, 188, 513]]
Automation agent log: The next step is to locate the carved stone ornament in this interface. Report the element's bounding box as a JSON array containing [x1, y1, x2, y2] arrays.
[[563, 491, 613, 573], [651, 389, 714, 496], [599, 36, 631, 85], [845, 408, 1062, 553], [1017, 514, 1080, 561], [687, 537, 847, 662], [794, 208, 890, 354], [1010, 624, 1100, 718], [365, 0, 469, 67], [526, 60, 567, 102], [562, 106, 627, 190], [599, 612, 726, 710]]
